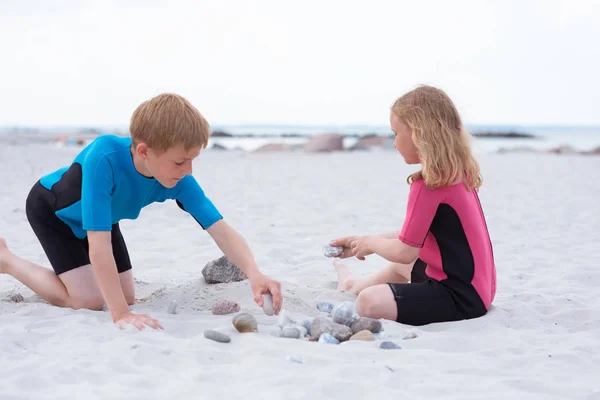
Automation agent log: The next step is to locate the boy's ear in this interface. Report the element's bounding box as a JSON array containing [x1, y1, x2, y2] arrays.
[[135, 143, 150, 159]]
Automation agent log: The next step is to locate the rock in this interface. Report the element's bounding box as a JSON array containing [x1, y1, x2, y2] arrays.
[[204, 330, 231, 343], [350, 330, 374, 341], [291, 325, 308, 337], [280, 327, 301, 339], [232, 313, 258, 333], [323, 245, 343, 258], [211, 299, 240, 315], [316, 302, 334, 314], [310, 317, 353, 342], [373, 331, 387, 340], [402, 331, 418, 340], [303, 133, 344, 152], [277, 310, 296, 327], [349, 136, 395, 151], [301, 319, 312, 336], [262, 294, 274, 316], [167, 300, 177, 314], [548, 145, 577, 154], [331, 301, 358, 326], [380, 341, 401, 350], [318, 332, 340, 344], [351, 317, 382, 334], [202, 255, 248, 284], [285, 355, 304, 364]]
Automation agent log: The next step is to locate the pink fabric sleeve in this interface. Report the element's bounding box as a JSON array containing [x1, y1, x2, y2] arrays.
[[399, 180, 441, 248]]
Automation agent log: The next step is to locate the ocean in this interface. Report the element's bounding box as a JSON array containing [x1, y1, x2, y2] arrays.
[[1, 124, 599, 153]]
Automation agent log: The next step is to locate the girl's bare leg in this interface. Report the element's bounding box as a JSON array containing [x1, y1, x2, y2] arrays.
[[333, 259, 415, 295]]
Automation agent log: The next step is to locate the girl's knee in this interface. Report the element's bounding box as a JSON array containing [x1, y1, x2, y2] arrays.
[[69, 296, 105, 311], [356, 285, 397, 321]]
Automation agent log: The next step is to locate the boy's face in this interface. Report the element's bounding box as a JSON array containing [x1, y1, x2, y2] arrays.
[[390, 112, 419, 164], [135, 143, 201, 188]]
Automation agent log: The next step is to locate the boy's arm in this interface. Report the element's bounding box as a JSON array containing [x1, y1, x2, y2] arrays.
[[87, 231, 130, 321], [88, 231, 163, 330], [206, 220, 283, 315]]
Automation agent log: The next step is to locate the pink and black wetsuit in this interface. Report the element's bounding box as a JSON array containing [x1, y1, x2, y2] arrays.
[[388, 178, 496, 326]]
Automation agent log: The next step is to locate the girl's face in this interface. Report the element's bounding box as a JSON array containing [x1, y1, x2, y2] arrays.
[[390, 112, 420, 164]]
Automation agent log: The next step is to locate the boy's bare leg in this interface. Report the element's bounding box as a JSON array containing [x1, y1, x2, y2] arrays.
[[0, 238, 135, 310], [333, 259, 415, 295]]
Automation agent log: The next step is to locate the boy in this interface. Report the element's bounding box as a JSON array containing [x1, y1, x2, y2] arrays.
[[0, 93, 283, 330]]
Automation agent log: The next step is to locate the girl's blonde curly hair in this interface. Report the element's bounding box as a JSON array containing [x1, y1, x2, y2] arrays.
[[392, 85, 482, 191]]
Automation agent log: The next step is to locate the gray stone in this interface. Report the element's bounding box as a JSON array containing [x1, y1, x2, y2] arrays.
[[262, 294, 274, 316], [310, 317, 353, 342], [316, 302, 334, 314], [167, 300, 177, 314], [280, 327, 301, 339], [351, 317, 382, 334], [331, 301, 358, 327], [301, 319, 312, 336], [323, 245, 343, 258], [211, 299, 240, 315], [380, 341, 401, 350], [318, 332, 340, 344], [202, 255, 248, 284], [277, 311, 296, 327], [204, 330, 231, 343], [402, 331, 418, 340]]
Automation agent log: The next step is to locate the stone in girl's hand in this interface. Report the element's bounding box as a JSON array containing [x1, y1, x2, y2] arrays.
[[323, 245, 343, 258]]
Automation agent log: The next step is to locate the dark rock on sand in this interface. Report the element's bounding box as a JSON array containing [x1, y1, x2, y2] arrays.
[[202, 255, 248, 284], [204, 330, 231, 343], [351, 317, 382, 334], [310, 317, 353, 342]]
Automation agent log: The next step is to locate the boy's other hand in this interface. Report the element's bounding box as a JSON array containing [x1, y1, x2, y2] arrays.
[[329, 236, 359, 258], [250, 274, 283, 315], [116, 312, 164, 331]]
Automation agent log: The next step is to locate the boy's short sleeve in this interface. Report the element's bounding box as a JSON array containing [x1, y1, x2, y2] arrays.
[[175, 176, 223, 229], [81, 151, 114, 231], [399, 180, 441, 248]]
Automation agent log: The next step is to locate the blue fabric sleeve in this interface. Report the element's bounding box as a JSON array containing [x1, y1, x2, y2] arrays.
[[81, 150, 114, 231], [175, 176, 223, 229]]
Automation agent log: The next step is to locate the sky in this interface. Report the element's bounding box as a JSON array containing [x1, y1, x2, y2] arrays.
[[0, 0, 599, 127]]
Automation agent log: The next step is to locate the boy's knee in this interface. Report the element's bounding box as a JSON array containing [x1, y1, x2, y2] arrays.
[[69, 296, 105, 311]]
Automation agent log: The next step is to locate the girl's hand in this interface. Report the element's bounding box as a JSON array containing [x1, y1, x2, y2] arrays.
[[329, 236, 359, 258], [115, 311, 163, 331], [350, 236, 375, 260]]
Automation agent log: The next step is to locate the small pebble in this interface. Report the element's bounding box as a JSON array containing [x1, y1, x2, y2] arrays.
[[167, 300, 177, 314], [373, 331, 387, 340], [301, 319, 312, 336], [277, 310, 296, 327], [291, 324, 308, 337], [285, 355, 304, 364], [232, 313, 258, 333], [323, 245, 343, 258], [280, 326, 301, 339], [331, 301, 358, 326], [262, 294, 275, 316], [350, 330, 375, 341], [316, 302, 334, 314], [318, 332, 340, 344], [204, 330, 231, 343], [211, 299, 240, 315], [402, 332, 418, 340], [380, 341, 401, 350]]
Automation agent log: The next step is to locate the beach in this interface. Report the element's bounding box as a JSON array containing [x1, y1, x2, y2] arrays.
[[1, 143, 600, 400]]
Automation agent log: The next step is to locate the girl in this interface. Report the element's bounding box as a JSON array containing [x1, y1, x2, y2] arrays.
[[330, 85, 496, 326]]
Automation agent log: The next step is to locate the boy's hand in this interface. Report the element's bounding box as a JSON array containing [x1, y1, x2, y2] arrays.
[[329, 236, 360, 258], [250, 274, 283, 315], [115, 311, 163, 331], [350, 236, 376, 260]]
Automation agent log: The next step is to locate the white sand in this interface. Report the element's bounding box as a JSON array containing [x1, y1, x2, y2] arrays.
[[1, 143, 600, 400]]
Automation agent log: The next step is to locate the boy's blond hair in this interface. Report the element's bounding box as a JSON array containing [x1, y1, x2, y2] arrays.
[[392, 85, 482, 191], [130, 93, 210, 153]]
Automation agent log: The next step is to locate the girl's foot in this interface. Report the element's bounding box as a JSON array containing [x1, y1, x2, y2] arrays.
[[333, 259, 355, 292]]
